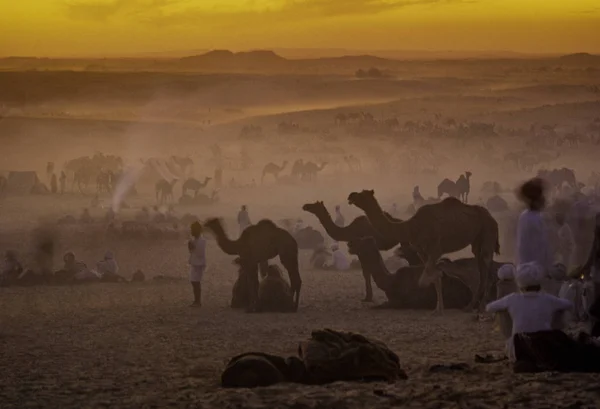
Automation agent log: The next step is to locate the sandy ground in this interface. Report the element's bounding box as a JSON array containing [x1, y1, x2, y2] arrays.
[[1, 233, 599, 408]]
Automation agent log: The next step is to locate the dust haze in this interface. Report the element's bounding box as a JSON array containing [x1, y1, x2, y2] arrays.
[[1, 50, 600, 406]]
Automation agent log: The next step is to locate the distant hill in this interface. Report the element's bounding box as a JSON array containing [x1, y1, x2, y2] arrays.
[[558, 53, 600, 64]]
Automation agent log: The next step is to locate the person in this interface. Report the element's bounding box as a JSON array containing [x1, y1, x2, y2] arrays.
[[334, 206, 345, 227], [494, 263, 517, 344], [580, 212, 600, 306], [555, 211, 575, 271], [389, 203, 399, 218], [328, 243, 350, 271], [96, 250, 124, 282], [310, 244, 331, 270], [50, 173, 58, 194], [59, 171, 66, 194], [515, 178, 552, 274], [188, 221, 207, 307], [237, 205, 251, 236], [486, 262, 573, 361], [1, 250, 23, 285]]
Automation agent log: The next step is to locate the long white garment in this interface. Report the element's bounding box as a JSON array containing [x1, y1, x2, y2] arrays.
[[486, 292, 572, 361], [516, 210, 552, 274], [331, 249, 350, 271]]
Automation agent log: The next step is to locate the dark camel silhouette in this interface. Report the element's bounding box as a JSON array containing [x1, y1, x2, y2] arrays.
[[204, 218, 301, 312]]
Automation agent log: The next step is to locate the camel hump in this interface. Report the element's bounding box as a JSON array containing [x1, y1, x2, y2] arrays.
[[256, 219, 277, 228], [439, 197, 463, 206]]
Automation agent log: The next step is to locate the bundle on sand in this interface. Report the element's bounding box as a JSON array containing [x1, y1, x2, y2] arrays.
[[221, 329, 406, 388], [513, 330, 600, 373]]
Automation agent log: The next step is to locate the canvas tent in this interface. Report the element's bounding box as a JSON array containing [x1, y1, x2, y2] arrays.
[[5, 171, 44, 195]]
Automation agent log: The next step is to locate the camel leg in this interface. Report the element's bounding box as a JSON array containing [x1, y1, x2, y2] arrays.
[[363, 270, 373, 302], [243, 261, 260, 313], [475, 252, 493, 311], [420, 257, 444, 315], [281, 252, 301, 312], [431, 277, 444, 315]]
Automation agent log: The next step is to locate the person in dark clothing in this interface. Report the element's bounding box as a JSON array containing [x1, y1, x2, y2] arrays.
[[580, 212, 600, 327]]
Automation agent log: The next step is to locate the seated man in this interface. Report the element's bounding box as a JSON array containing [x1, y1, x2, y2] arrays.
[[486, 262, 572, 363], [96, 250, 125, 282], [1, 250, 23, 285], [310, 244, 331, 270], [326, 244, 351, 271]]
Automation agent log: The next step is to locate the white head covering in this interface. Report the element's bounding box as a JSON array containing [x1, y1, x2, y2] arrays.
[[497, 263, 516, 281], [515, 262, 542, 289]]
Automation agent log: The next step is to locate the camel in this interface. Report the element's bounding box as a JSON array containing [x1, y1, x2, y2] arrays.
[[347, 190, 500, 315], [204, 218, 301, 312], [291, 159, 304, 180], [302, 201, 421, 301], [437, 178, 460, 199], [155, 179, 178, 204], [348, 237, 472, 309], [455, 171, 472, 203], [182, 177, 211, 197], [280, 219, 325, 250], [486, 195, 509, 213], [96, 170, 113, 194], [301, 162, 327, 182], [262, 161, 288, 184], [179, 190, 219, 206]]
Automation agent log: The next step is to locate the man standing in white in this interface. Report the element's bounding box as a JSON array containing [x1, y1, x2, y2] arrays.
[[237, 205, 251, 237], [486, 262, 573, 361], [188, 221, 206, 307], [515, 178, 552, 274], [330, 243, 351, 271]]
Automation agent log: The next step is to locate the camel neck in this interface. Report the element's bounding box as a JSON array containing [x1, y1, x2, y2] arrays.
[[356, 250, 392, 292], [314, 210, 349, 242], [363, 204, 410, 243]]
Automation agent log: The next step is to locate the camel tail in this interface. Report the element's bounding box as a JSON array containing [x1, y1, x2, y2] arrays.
[[495, 237, 500, 256]]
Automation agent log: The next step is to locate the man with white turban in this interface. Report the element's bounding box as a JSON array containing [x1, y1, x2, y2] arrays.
[[486, 262, 573, 361]]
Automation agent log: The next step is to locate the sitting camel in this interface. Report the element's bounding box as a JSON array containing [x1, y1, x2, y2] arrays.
[[302, 201, 421, 302], [348, 190, 499, 315], [205, 218, 301, 312], [348, 237, 472, 309]]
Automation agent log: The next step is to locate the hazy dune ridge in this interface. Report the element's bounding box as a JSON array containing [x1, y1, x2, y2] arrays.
[[1, 50, 600, 408]]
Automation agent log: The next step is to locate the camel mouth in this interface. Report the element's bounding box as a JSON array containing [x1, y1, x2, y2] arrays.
[[301, 204, 310, 211]]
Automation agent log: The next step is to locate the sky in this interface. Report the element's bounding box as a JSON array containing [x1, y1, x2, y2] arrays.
[[1, 0, 599, 57]]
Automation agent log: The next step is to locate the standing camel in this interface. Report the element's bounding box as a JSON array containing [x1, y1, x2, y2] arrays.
[[261, 161, 288, 184], [182, 177, 211, 197], [155, 179, 178, 204], [301, 162, 327, 182], [204, 218, 302, 312], [303, 201, 421, 302], [455, 171, 472, 203], [348, 190, 499, 315]]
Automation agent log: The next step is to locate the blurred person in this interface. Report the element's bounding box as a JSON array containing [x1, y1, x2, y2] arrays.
[[515, 178, 552, 274], [326, 243, 351, 271], [96, 250, 125, 282], [580, 212, 600, 307], [1, 250, 23, 285], [59, 171, 66, 194], [237, 205, 251, 236], [188, 221, 207, 307], [310, 244, 331, 270], [555, 211, 575, 271]]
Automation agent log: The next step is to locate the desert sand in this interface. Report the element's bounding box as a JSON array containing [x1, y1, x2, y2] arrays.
[[2, 51, 600, 407]]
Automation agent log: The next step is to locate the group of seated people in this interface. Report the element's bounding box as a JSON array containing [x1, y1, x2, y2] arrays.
[[487, 261, 600, 372], [0, 249, 126, 286]]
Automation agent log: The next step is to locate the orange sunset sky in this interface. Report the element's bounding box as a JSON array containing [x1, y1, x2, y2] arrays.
[[1, 0, 599, 57]]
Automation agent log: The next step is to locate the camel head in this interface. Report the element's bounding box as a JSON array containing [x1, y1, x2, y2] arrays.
[[203, 217, 224, 234], [347, 190, 376, 211], [302, 201, 326, 215], [465, 171, 472, 179]]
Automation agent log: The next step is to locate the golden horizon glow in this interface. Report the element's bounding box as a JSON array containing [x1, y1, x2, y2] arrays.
[[1, 0, 599, 57]]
